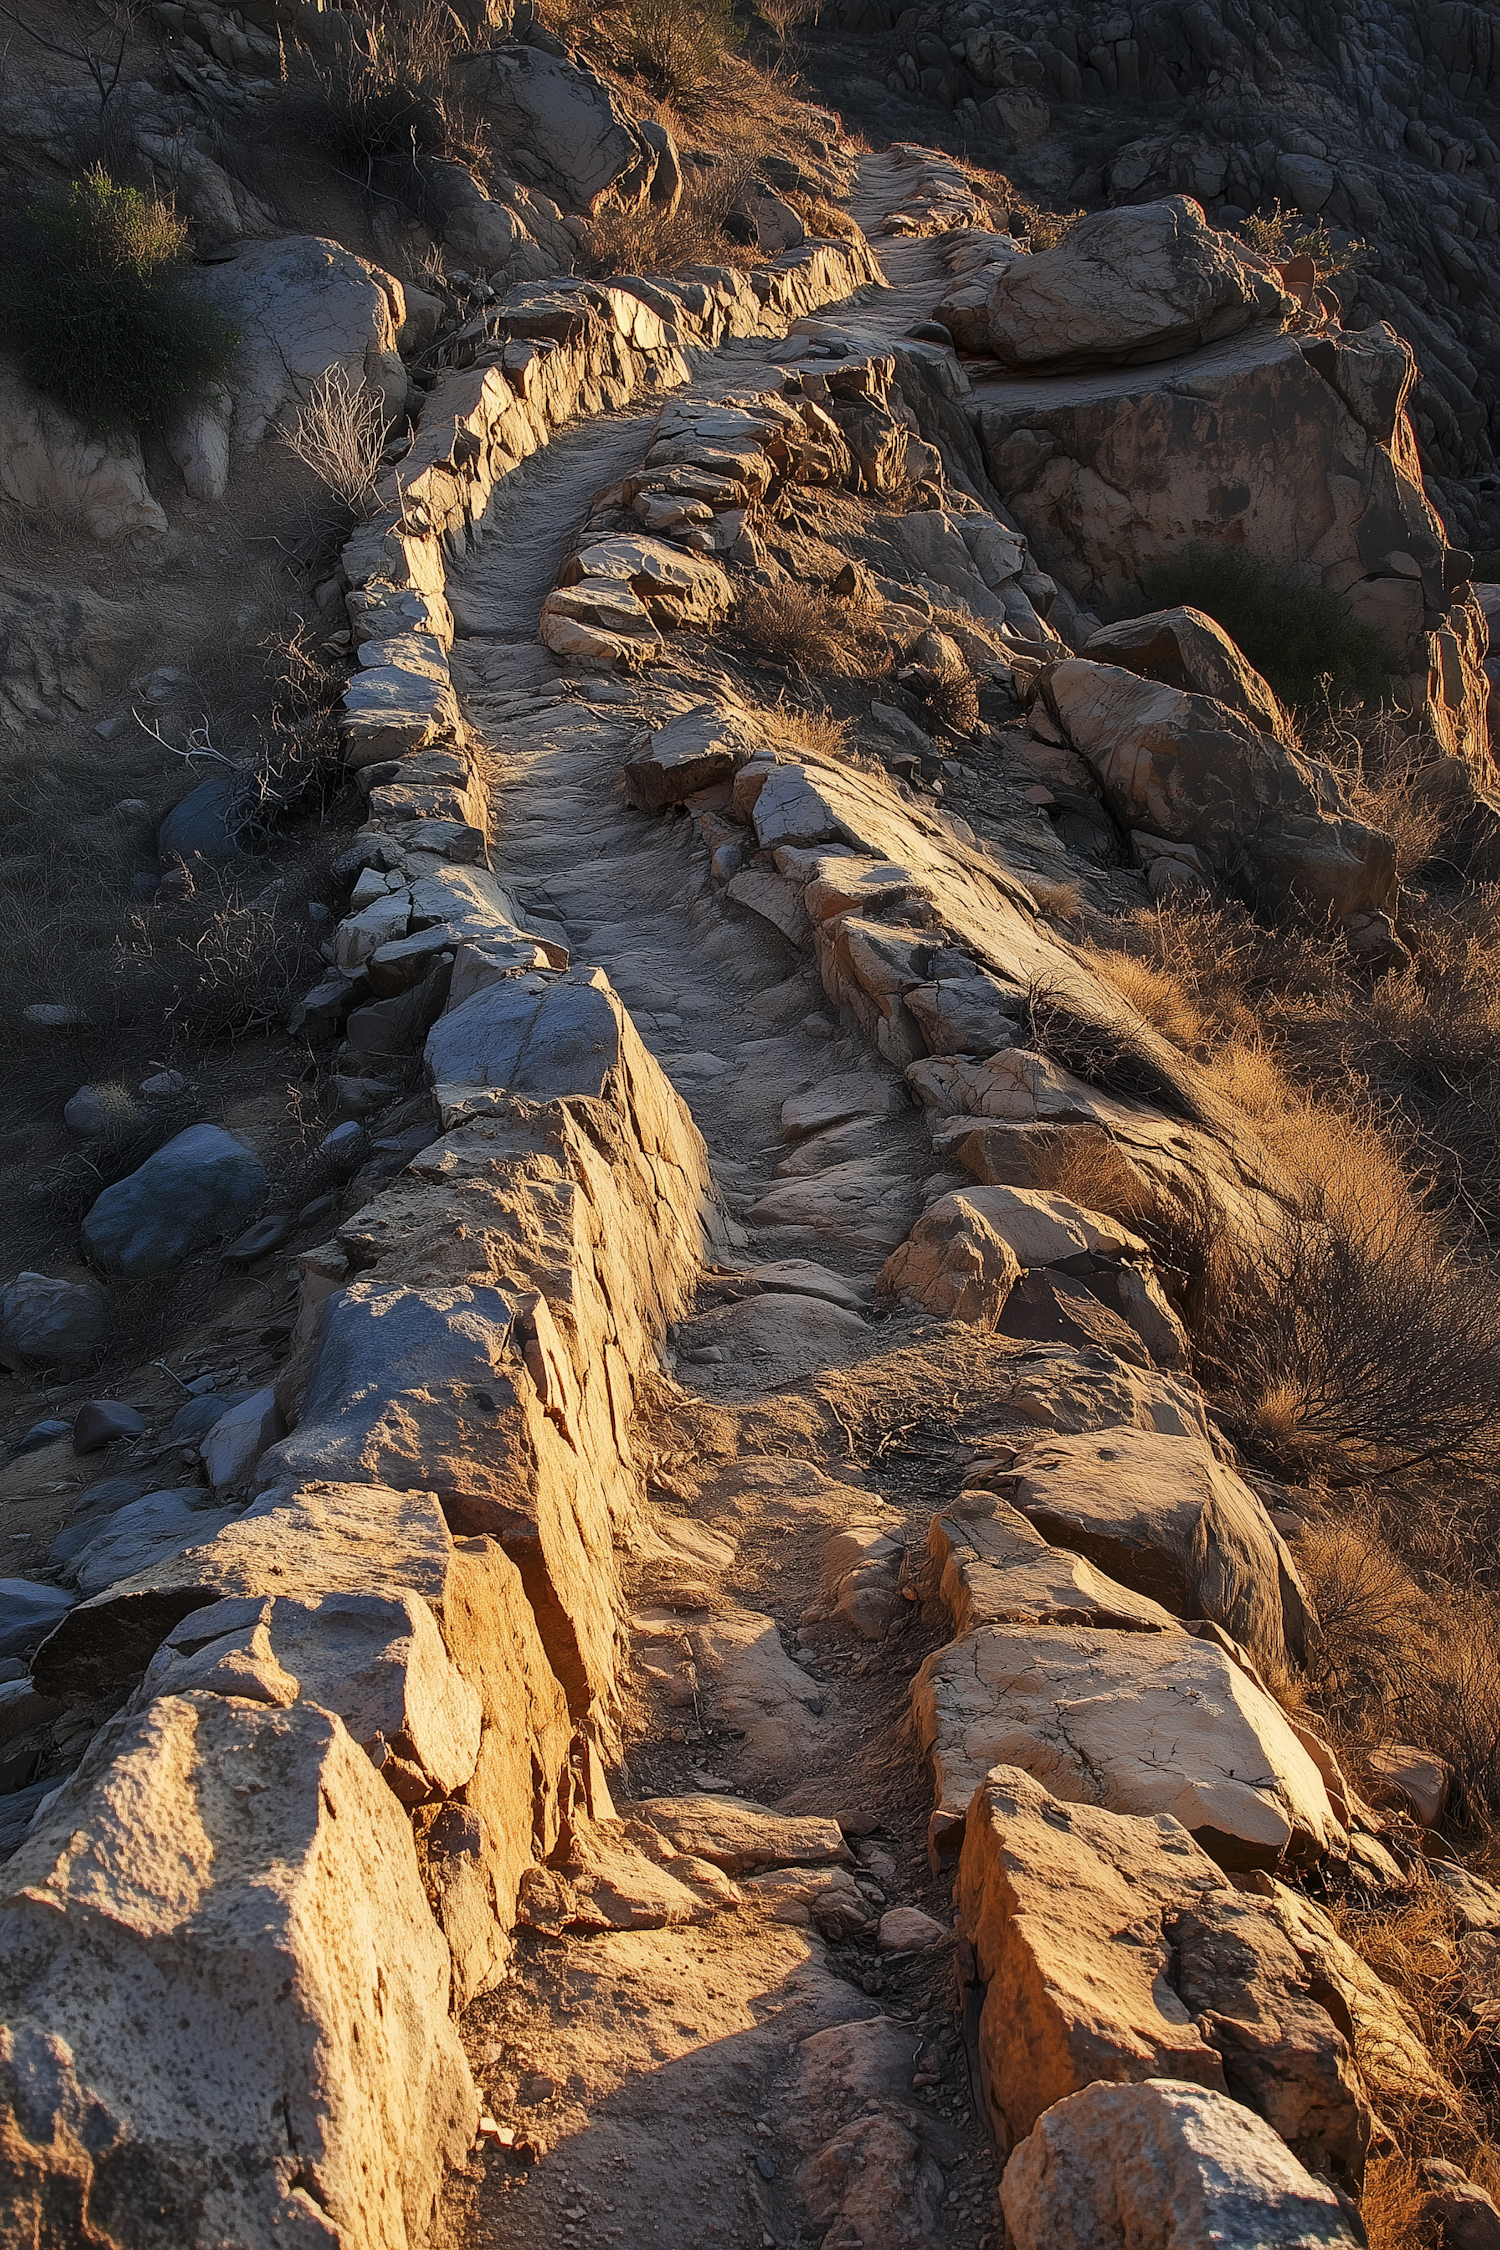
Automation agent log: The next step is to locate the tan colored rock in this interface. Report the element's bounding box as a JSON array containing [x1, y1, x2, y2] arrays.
[[628, 1792, 851, 1876], [690, 1605, 829, 1778], [976, 322, 1487, 762], [1000, 1423, 1310, 1673], [1000, 2079, 1363, 2249], [1270, 1882, 1451, 2117], [556, 535, 731, 631], [1047, 658, 1398, 920], [0, 363, 168, 540], [0, 1692, 475, 2247], [881, 1183, 1149, 1322], [742, 1864, 872, 1937], [921, 1493, 1184, 1638], [1362, 1743, 1453, 1827], [1082, 605, 1292, 740], [820, 1522, 907, 1639], [957, 1768, 1368, 2177], [983, 197, 1292, 374], [914, 1625, 1344, 1868]]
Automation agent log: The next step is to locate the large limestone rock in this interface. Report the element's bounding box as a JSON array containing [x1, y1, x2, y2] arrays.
[[1046, 657, 1398, 920], [1000, 2079, 1363, 2248], [0, 1691, 476, 2247], [450, 44, 679, 216], [999, 1423, 1310, 1673], [1082, 605, 1291, 739], [168, 237, 413, 500], [976, 322, 1488, 759], [982, 197, 1292, 373], [956, 1768, 1370, 2177], [913, 1625, 1344, 1868], [0, 362, 168, 540]]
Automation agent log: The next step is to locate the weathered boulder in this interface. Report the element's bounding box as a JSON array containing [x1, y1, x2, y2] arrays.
[[450, 44, 679, 216], [983, 198, 1292, 373], [0, 361, 167, 540], [425, 965, 627, 1102], [1363, 1742, 1453, 1827], [1082, 605, 1291, 739], [200, 1386, 284, 1490], [0, 1692, 476, 2246], [913, 1626, 1344, 1867], [920, 1493, 1184, 1638], [71, 1489, 238, 1599], [0, 1580, 74, 1660], [689, 1605, 829, 1779], [158, 772, 256, 865], [81, 1124, 268, 1279], [976, 322, 1488, 760], [1046, 658, 1398, 919], [554, 536, 732, 631], [957, 1769, 1370, 2179], [999, 1423, 1310, 1672], [0, 1275, 106, 1371], [623, 702, 762, 810], [1000, 2079, 1363, 2248], [168, 237, 412, 500], [880, 1184, 1148, 1323]]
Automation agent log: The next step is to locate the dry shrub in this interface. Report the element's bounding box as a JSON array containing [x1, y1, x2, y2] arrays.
[[580, 158, 761, 275], [1025, 976, 1220, 1127], [308, 2, 487, 180], [731, 582, 889, 679], [615, 0, 743, 99], [1080, 946, 1205, 1051], [280, 367, 390, 516], [1026, 876, 1083, 922], [769, 703, 850, 760], [1198, 1037, 1291, 1116], [1023, 1126, 1162, 1228], [1191, 1181, 1500, 1483], [782, 189, 863, 244], [30, 1083, 198, 1224]]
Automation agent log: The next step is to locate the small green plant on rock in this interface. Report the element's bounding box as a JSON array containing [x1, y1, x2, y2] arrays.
[[0, 169, 238, 436], [1239, 200, 1368, 285], [1140, 543, 1387, 710]]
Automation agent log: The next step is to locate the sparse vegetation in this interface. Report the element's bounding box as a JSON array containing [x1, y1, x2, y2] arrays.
[[1140, 543, 1387, 710], [730, 581, 890, 678], [0, 169, 238, 435], [616, 0, 743, 98], [308, 1, 486, 180], [1240, 199, 1369, 286], [281, 367, 390, 516], [580, 157, 762, 276]]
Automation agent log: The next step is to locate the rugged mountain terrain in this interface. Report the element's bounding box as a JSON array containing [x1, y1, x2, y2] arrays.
[[3, 9, 1500, 2250]]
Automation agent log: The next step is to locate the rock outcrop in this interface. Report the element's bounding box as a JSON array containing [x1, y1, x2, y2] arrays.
[[981, 195, 1293, 370]]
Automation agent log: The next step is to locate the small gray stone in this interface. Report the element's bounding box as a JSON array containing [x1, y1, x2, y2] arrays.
[[72, 1400, 147, 1455], [157, 773, 251, 867], [139, 1070, 187, 1099], [170, 1392, 252, 1444], [23, 1004, 88, 1029], [13, 1420, 70, 1458], [201, 1388, 284, 1490], [63, 1087, 107, 1136], [224, 1216, 291, 1264], [319, 1121, 364, 1159]]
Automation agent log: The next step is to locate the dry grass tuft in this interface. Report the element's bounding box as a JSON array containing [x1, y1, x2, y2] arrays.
[[769, 703, 851, 761], [280, 367, 390, 517], [1080, 946, 1206, 1050], [1026, 875, 1083, 923], [1024, 1126, 1162, 1228], [731, 582, 889, 679]]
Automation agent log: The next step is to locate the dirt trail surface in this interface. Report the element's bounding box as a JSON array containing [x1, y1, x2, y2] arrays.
[[435, 180, 1003, 2250]]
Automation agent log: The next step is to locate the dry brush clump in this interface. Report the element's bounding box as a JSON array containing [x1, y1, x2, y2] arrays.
[[730, 581, 891, 679], [579, 155, 762, 276]]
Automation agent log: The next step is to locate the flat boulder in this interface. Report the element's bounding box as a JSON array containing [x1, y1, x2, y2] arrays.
[[1047, 657, 1398, 920], [984, 197, 1292, 373], [623, 702, 761, 810], [1001, 1423, 1308, 1673], [629, 1792, 851, 1876], [1082, 605, 1290, 740], [81, 1125, 268, 1279], [1001, 2079, 1363, 2248], [912, 1625, 1344, 1869], [425, 966, 625, 1101], [921, 1493, 1183, 1638]]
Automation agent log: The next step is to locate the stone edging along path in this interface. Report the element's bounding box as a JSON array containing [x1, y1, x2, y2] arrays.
[[0, 236, 895, 2245]]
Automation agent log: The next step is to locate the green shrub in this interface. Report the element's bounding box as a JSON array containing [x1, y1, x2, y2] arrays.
[[1140, 543, 1388, 711], [1, 170, 238, 437]]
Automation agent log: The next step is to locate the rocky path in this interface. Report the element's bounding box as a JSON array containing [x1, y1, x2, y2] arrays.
[[436, 171, 1006, 2250]]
